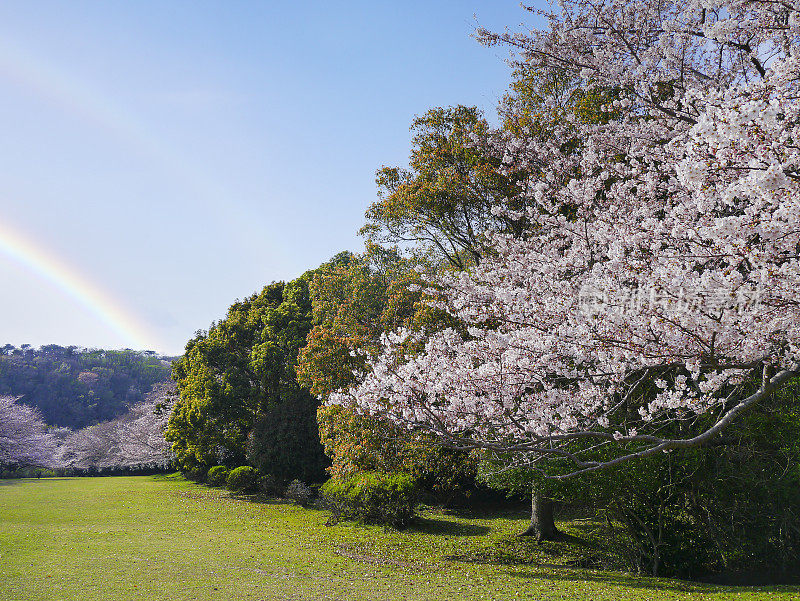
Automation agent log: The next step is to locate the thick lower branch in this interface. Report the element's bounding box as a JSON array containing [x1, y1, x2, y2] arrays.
[[423, 364, 800, 480]]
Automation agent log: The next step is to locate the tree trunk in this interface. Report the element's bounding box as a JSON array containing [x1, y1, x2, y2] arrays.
[[519, 491, 559, 540]]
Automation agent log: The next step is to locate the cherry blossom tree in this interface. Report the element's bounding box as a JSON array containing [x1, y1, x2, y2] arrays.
[[56, 420, 118, 469], [57, 382, 174, 470], [114, 381, 175, 468], [333, 0, 800, 493], [0, 396, 58, 468]]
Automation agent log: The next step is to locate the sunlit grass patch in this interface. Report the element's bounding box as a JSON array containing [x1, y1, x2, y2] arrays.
[[1, 476, 797, 601]]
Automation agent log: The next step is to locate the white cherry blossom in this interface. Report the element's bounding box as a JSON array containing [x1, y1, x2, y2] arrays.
[[334, 0, 800, 477]]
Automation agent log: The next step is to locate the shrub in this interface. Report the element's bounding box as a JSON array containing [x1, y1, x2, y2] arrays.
[[257, 474, 283, 497], [184, 466, 207, 482], [226, 466, 259, 493], [320, 472, 417, 528], [206, 465, 230, 487], [285, 479, 313, 506]]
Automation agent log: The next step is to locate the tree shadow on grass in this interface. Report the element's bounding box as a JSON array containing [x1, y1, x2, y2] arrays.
[[503, 566, 800, 595], [407, 515, 490, 537], [441, 504, 598, 524], [430, 505, 529, 522], [0, 478, 27, 487], [227, 492, 295, 505], [0, 477, 72, 487]]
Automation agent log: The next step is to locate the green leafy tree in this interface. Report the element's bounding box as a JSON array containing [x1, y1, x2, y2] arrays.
[[297, 247, 433, 398], [167, 275, 326, 480], [247, 388, 327, 483], [362, 106, 524, 269], [297, 249, 475, 503]]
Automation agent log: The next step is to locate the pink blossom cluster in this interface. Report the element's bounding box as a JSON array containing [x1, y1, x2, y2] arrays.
[[0, 396, 58, 468], [333, 0, 800, 475]]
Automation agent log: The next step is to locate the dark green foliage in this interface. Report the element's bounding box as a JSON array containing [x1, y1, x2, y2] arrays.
[[0, 345, 172, 428], [320, 472, 417, 528], [257, 474, 283, 496], [0, 467, 56, 479], [480, 380, 800, 579], [184, 466, 207, 483], [206, 465, 230, 487], [167, 273, 327, 482], [246, 388, 327, 483], [226, 466, 259, 493], [53, 465, 171, 478]]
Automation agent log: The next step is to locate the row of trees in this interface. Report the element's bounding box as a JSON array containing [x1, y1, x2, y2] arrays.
[[163, 0, 799, 579], [55, 381, 175, 471], [0, 382, 174, 474]]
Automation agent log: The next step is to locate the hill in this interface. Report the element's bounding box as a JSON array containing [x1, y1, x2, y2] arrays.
[[0, 344, 174, 428]]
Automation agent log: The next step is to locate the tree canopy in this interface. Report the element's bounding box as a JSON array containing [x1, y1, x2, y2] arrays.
[[0, 396, 58, 468], [333, 0, 800, 478], [363, 106, 524, 269], [166, 274, 326, 479]]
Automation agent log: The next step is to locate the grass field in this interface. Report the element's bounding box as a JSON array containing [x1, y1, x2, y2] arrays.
[[1, 476, 798, 600]]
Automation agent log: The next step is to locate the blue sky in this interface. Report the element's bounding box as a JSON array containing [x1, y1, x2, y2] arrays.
[[0, 1, 544, 355]]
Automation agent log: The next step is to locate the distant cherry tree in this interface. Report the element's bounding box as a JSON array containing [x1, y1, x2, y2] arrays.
[[0, 396, 58, 468], [334, 0, 800, 480], [115, 382, 175, 468], [57, 382, 174, 470]]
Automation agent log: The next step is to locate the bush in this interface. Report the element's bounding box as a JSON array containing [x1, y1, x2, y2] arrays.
[[206, 465, 230, 487], [320, 472, 417, 528], [285, 479, 313, 506], [257, 474, 283, 496], [184, 466, 207, 482], [226, 466, 259, 493]]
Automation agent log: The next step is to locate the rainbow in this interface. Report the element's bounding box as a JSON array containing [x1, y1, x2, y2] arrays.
[[0, 218, 160, 351], [0, 35, 285, 354]]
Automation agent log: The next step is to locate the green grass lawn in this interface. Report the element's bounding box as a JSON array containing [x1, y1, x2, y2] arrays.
[[1, 476, 797, 600]]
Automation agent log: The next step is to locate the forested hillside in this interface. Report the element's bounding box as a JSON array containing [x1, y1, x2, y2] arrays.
[[0, 345, 173, 428]]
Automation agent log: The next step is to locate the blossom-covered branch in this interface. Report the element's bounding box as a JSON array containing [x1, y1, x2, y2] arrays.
[[333, 0, 800, 477]]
